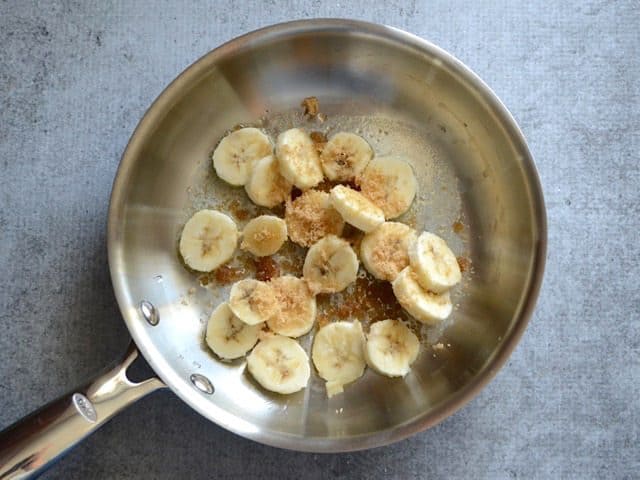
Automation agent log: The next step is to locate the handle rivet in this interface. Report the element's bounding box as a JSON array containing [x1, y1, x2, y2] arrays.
[[190, 374, 214, 394], [140, 300, 159, 325]]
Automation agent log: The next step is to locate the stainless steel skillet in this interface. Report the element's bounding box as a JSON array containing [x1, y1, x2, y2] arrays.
[[0, 19, 546, 478]]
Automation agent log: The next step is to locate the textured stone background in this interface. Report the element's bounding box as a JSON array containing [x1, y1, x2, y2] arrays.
[[1, 1, 638, 479]]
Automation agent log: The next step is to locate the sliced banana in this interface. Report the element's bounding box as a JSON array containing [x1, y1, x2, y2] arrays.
[[212, 128, 273, 186], [365, 319, 420, 377], [358, 157, 417, 219], [329, 185, 385, 233], [285, 190, 345, 247], [303, 235, 359, 294], [312, 320, 366, 397], [247, 334, 311, 394], [392, 267, 452, 325], [276, 128, 324, 189], [245, 155, 292, 208], [360, 222, 417, 281], [240, 215, 287, 257], [179, 209, 238, 272], [205, 302, 261, 360], [228, 279, 279, 325], [409, 232, 461, 293], [267, 276, 317, 337], [320, 132, 373, 181]]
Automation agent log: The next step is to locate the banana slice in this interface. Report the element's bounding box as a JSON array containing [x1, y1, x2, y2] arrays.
[[179, 210, 238, 272], [228, 279, 279, 325], [312, 320, 366, 397], [360, 222, 417, 281], [276, 128, 324, 189], [358, 157, 417, 219], [365, 319, 420, 377], [245, 155, 292, 208], [409, 232, 461, 293], [205, 302, 261, 360], [267, 276, 317, 337], [392, 267, 452, 325], [285, 190, 344, 247], [241, 215, 287, 257], [247, 334, 311, 394], [212, 128, 273, 186], [303, 235, 359, 294], [329, 185, 385, 233], [320, 132, 373, 181]]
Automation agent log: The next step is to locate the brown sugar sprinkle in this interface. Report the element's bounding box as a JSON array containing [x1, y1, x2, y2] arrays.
[[301, 96, 320, 117], [316, 273, 408, 327], [285, 190, 344, 247], [456, 256, 471, 273], [228, 199, 251, 221], [358, 169, 402, 218], [310, 131, 327, 154], [290, 187, 303, 201], [254, 256, 280, 282], [214, 265, 246, 284], [248, 282, 279, 319], [267, 276, 314, 332], [452, 220, 464, 234], [341, 224, 364, 252]]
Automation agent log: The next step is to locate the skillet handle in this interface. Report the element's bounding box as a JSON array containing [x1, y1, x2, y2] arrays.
[[0, 343, 165, 479]]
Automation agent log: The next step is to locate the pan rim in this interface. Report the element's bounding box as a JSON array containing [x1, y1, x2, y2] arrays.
[[107, 18, 547, 452]]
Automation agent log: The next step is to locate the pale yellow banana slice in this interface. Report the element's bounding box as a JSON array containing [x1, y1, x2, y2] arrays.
[[365, 319, 420, 377], [392, 267, 452, 325], [240, 215, 287, 257], [212, 127, 273, 186], [311, 320, 366, 397], [303, 235, 359, 294], [179, 209, 238, 272], [320, 132, 373, 181], [247, 334, 310, 394], [205, 302, 261, 360], [276, 128, 324, 189], [228, 279, 279, 325], [358, 157, 417, 219], [267, 276, 317, 337], [285, 190, 344, 247], [244, 155, 292, 208], [360, 222, 417, 281], [329, 185, 385, 233], [409, 232, 461, 293]]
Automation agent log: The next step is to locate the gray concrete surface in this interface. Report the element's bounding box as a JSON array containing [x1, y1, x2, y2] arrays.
[[1, 1, 638, 478]]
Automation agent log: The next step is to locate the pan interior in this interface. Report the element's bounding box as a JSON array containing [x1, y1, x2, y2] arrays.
[[109, 21, 544, 451]]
